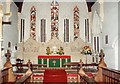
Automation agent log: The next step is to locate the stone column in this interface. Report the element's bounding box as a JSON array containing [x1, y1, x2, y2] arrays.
[[0, 3, 3, 70]]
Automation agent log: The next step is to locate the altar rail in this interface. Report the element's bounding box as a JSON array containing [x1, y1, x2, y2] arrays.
[[101, 67, 120, 83], [12, 64, 47, 71]]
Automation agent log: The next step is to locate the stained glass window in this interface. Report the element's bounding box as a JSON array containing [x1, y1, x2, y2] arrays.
[[73, 6, 79, 40], [51, 1, 59, 39], [30, 6, 36, 40]]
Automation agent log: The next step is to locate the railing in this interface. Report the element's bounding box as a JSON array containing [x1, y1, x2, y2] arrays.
[[79, 73, 97, 84], [12, 64, 47, 71], [0, 67, 9, 83], [101, 67, 120, 83], [15, 70, 33, 84]]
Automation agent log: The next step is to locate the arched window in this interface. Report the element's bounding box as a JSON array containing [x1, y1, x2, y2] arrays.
[[8, 42, 11, 48], [73, 6, 79, 40], [85, 18, 89, 42], [20, 19, 25, 42], [41, 19, 46, 42], [64, 19, 69, 42], [51, 0, 59, 39], [30, 6, 36, 40]]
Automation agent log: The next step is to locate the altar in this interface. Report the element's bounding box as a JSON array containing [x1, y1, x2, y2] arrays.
[[38, 55, 71, 68]]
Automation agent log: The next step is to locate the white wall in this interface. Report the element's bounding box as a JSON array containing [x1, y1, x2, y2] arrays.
[[118, 1, 120, 70], [2, 2, 18, 65], [21, 1, 88, 42], [103, 2, 118, 69], [92, 2, 118, 69]]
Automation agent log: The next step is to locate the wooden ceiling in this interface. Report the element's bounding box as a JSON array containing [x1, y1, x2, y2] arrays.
[[14, 1, 95, 12]]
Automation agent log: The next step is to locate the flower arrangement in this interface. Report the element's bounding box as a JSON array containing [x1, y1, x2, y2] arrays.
[[56, 47, 64, 55], [46, 47, 51, 55], [46, 46, 64, 55], [81, 45, 92, 55]]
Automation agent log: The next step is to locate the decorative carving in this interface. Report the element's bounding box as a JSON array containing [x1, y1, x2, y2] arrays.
[[17, 37, 93, 63], [4, 49, 16, 82], [95, 49, 107, 82], [71, 37, 85, 52], [23, 37, 39, 52]]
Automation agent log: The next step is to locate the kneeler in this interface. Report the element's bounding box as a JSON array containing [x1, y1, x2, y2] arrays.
[[43, 69, 67, 84]]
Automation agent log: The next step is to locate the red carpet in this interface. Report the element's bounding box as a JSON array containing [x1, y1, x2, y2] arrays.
[[43, 69, 67, 84]]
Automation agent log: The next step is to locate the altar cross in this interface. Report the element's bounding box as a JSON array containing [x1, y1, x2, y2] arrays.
[[53, 60, 56, 66]]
